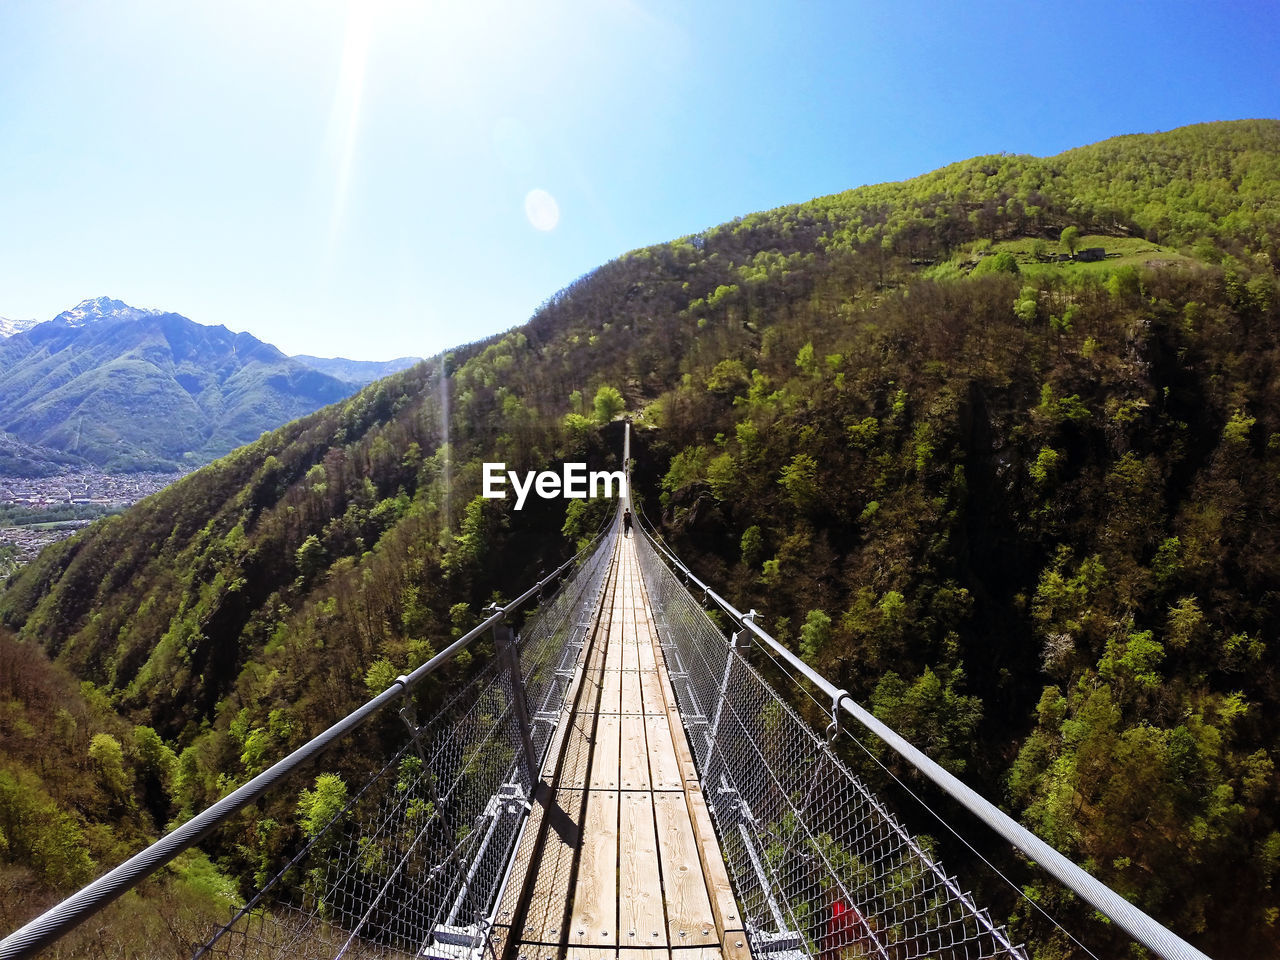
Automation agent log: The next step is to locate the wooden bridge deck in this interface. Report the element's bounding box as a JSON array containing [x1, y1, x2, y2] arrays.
[[491, 534, 748, 960]]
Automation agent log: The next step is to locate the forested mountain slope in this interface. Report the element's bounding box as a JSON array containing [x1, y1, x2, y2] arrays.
[[0, 632, 235, 955], [3, 119, 1279, 957]]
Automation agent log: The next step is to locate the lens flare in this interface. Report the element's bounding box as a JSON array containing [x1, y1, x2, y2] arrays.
[[325, 3, 374, 253], [524, 188, 560, 232]]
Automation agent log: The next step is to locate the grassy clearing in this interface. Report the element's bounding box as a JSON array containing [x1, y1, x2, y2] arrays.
[[923, 234, 1201, 281]]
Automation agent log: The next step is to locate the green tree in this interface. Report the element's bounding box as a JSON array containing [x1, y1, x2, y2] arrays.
[[364, 658, 398, 696], [799, 609, 832, 662], [133, 724, 177, 794], [1105, 264, 1142, 299], [661, 445, 710, 507], [1060, 225, 1081, 255], [871, 667, 982, 773], [778, 453, 819, 512], [795, 342, 817, 376], [1029, 446, 1062, 486], [1223, 409, 1255, 445], [592, 384, 625, 423], [88, 732, 130, 800], [706, 358, 750, 396], [295, 534, 327, 582], [297, 773, 348, 840], [971, 251, 1020, 276], [740, 525, 765, 567], [0, 771, 94, 887]]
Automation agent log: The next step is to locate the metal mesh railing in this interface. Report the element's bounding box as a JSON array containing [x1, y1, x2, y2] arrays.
[[194, 526, 615, 960], [633, 525, 1026, 960]]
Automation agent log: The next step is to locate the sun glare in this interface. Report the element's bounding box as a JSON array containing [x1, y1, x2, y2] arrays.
[[325, 2, 375, 252], [524, 188, 560, 232]]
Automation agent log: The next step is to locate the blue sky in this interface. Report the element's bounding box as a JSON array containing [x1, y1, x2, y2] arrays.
[[1, 0, 1277, 361]]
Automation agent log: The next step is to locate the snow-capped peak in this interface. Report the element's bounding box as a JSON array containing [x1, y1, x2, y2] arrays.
[[0, 315, 40, 338], [53, 296, 164, 328]]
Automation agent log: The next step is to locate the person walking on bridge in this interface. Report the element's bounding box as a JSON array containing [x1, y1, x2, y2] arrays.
[[622, 508, 633, 537]]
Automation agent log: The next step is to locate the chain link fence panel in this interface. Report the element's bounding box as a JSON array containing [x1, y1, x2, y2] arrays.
[[195, 528, 615, 960]]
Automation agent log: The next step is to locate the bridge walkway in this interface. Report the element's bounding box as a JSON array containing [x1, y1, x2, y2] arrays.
[[491, 532, 747, 960]]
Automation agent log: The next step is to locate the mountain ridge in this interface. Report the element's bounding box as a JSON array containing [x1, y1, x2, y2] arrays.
[[0, 298, 422, 473], [0, 316, 39, 338], [290, 353, 422, 383], [52, 295, 164, 328]]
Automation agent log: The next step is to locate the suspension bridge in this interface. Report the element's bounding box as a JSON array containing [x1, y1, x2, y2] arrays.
[[0, 427, 1212, 960]]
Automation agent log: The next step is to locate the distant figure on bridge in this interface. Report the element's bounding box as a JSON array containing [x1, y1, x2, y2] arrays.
[[622, 509, 633, 537]]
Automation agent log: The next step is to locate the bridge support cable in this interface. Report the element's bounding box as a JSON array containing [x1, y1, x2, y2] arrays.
[[633, 513, 1214, 960], [0, 523, 616, 960]]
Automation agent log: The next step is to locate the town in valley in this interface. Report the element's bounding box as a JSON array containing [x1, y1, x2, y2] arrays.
[[0, 470, 184, 570]]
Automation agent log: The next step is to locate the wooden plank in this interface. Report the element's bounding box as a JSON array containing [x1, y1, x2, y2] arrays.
[[618, 791, 666, 945], [570, 789, 620, 948], [637, 637, 658, 672], [638, 668, 665, 715], [590, 715, 622, 789], [664, 704, 700, 783], [564, 948, 618, 960], [650, 642, 679, 709], [489, 922, 513, 960], [577, 617, 609, 714], [503, 535, 750, 960], [495, 715, 574, 930], [644, 715, 682, 790], [653, 792, 717, 943], [620, 667, 645, 715], [579, 666, 605, 713], [518, 787, 586, 943], [683, 783, 744, 938], [495, 537, 615, 956], [559, 711, 598, 790], [601, 668, 623, 715], [639, 561, 700, 790], [717, 937, 753, 960], [619, 715, 651, 790], [605, 632, 625, 671]]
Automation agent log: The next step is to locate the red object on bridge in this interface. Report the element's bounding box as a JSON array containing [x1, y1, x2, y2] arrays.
[[822, 897, 858, 960]]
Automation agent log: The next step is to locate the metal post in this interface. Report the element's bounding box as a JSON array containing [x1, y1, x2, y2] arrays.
[[495, 622, 539, 783], [398, 684, 446, 813], [704, 634, 740, 757]]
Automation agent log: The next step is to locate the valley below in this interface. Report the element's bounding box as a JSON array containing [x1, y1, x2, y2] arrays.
[[0, 469, 183, 568]]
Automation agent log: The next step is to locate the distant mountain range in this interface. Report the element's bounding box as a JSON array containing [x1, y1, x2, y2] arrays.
[[291, 354, 423, 383], [0, 315, 39, 338], [0, 297, 421, 473]]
